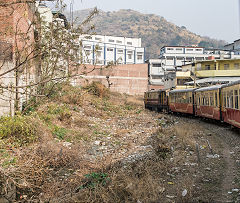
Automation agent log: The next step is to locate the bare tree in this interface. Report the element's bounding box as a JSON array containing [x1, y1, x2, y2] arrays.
[[0, 0, 100, 115]]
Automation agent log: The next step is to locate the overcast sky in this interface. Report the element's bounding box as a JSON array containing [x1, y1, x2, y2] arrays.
[[61, 0, 239, 43]]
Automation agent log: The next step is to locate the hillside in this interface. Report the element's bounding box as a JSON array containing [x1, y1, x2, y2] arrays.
[[69, 9, 226, 59], [1, 82, 240, 202]]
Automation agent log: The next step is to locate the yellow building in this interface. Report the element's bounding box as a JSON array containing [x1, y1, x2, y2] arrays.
[[175, 71, 194, 89], [195, 59, 240, 78]]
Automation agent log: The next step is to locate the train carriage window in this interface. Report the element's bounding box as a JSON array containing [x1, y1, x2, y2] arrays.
[[206, 93, 209, 106], [223, 92, 227, 107], [215, 91, 218, 107], [230, 90, 234, 108], [227, 92, 229, 108], [198, 95, 201, 106], [210, 92, 214, 106], [234, 90, 239, 109]]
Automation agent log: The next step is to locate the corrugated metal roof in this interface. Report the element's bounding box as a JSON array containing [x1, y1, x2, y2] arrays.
[[170, 88, 196, 93], [222, 80, 240, 88], [195, 85, 223, 92], [185, 77, 240, 85]]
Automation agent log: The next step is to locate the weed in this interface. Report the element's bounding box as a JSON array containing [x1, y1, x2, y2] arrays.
[[78, 172, 110, 190], [136, 109, 143, 114], [47, 104, 72, 121], [0, 115, 38, 146], [52, 125, 67, 140]]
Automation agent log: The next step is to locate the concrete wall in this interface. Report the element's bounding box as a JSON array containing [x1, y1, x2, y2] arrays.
[[71, 64, 148, 95], [0, 60, 15, 117]]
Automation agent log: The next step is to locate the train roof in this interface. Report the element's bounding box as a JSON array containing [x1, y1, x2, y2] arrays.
[[145, 89, 167, 93], [195, 85, 223, 92], [221, 80, 240, 88], [169, 88, 196, 93]]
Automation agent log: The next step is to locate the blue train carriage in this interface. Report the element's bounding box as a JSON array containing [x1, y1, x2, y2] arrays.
[[169, 88, 195, 115], [221, 80, 240, 128], [194, 85, 223, 120]]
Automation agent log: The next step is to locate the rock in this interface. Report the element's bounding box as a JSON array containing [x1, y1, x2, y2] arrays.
[[94, 141, 101, 145], [63, 142, 72, 149], [182, 189, 188, 197], [207, 154, 220, 159], [166, 195, 175, 199]]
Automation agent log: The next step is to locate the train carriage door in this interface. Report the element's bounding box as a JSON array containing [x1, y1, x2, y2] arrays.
[[159, 92, 162, 110], [219, 88, 223, 121], [193, 91, 196, 115]]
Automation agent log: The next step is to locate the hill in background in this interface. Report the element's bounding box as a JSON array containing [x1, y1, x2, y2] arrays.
[[68, 9, 226, 59]]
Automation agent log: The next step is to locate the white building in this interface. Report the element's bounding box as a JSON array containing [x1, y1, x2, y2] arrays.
[[148, 46, 240, 89], [224, 39, 240, 55], [79, 35, 145, 65]]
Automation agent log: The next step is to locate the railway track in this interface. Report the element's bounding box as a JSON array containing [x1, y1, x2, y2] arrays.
[[165, 113, 240, 202]]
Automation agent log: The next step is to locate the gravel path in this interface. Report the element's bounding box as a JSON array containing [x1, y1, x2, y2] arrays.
[[168, 115, 240, 202]]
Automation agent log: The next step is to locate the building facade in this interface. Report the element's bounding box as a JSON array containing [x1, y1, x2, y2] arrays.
[[79, 35, 145, 65], [224, 39, 240, 55], [148, 46, 240, 90], [0, 0, 37, 116], [181, 59, 240, 87]]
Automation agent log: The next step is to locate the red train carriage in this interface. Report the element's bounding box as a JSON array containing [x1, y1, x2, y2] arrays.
[[144, 90, 168, 112], [169, 88, 195, 115], [194, 85, 222, 120], [221, 81, 240, 128]]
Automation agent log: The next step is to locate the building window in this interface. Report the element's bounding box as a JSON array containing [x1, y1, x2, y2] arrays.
[[96, 51, 102, 57], [152, 75, 163, 79], [128, 54, 132, 59], [234, 63, 240, 69], [176, 48, 182, 51], [116, 40, 122, 44], [224, 64, 230, 70], [186, 49, 194, 51], [84, 45, 92, 50], [109, 39, 114, 43], [95, 37, 101, 41], [117, 49, 124, 54], [85, 50, 91, 56], [176, 57, 184, 61], [127, 42, 132, 45], [205, 65, 211, 70], [127, 51, 133, 54], [167, 48, 174, 50], [196, 49, 202, 51], [152, 63, 162, 67], [137, 55, 143, 60], [107, 48, 114, 52]]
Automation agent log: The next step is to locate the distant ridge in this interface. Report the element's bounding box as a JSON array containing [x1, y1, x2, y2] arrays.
[[68, 9, 226, 59]]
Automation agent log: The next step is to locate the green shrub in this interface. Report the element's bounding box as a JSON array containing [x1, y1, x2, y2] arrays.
[[47, 104, 72, 121], [0, 115, 38, 146], [52, 125, 67, 140], [78, 172, 110, 190]]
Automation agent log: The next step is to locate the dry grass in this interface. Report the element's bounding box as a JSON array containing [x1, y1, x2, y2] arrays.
[[0, 83, 201, 202]]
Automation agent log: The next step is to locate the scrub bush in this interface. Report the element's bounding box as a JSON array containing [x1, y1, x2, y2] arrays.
[[0, 115, 38, 146]]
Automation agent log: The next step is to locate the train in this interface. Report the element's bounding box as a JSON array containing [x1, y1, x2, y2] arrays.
[[144, 80, 240, 128]]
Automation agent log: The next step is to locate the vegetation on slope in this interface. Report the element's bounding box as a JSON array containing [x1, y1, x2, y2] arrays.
[[70, 9, 226, 59], [1, 82, 237, 202]]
